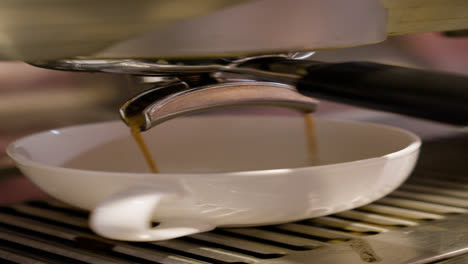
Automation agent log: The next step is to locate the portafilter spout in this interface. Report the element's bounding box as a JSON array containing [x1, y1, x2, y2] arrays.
[[119, 81, 319, 131]]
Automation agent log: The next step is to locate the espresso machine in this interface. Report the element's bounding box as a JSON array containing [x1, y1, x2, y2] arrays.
[[0, 0, 468, 263]]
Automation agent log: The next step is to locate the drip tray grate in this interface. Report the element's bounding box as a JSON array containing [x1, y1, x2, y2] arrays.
[[0, 170, 467, 264]]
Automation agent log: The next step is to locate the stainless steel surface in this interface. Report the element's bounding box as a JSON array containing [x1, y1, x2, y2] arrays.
[[30, 55, 306, 83], [120, 81, 318, 131], [30, 56, 311, 98], [31, 52, 316, 77], [31, 59, 229, 75]]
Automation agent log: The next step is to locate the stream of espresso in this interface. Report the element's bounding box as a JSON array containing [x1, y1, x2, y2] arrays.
[[130, 125, 159, 173], [303, 113, 320, 165], [130, 113, 319, 173]]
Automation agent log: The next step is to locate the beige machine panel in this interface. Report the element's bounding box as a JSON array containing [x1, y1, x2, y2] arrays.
[[0, 0, 467, 60]]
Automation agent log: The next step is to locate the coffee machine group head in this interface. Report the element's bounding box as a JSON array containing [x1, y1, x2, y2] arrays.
[[1, 0, 468, 128]]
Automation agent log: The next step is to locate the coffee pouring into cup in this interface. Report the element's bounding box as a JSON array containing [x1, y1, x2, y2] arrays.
[[9, 47, 468, 241], [10, 53, 427, 242], [4, 0, 468, 242]]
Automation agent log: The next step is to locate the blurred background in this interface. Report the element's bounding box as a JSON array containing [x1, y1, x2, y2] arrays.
[[1, 32, 467, 204]]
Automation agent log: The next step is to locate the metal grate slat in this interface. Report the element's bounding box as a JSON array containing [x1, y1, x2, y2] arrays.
[[216, 227, 324, 249], [305, 216, 388, 234], [0, 230, 118, 264], [113, 245, 214, 264], [0, 211, 84, 241], [27, 200, 89, 218], [0, 211, 222, 264], [270, 223, 352, 242], [148, 239, 259, 264], [391, 190, 468, 208], [0, 248, 49, 264], [0, 211, 236, 264], [333, 210, 418, 227], [408, 178, 468, 190], [401, 184, 468, 199], [377, 197, 468, 215], [188, 232, 287, 258], [357, 204, 444, 221], [11, 203, 89, 228], [415, 170, 468, 182]]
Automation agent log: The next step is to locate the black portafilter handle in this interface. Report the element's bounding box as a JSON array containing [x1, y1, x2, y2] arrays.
[[240, 58, 468, 125]]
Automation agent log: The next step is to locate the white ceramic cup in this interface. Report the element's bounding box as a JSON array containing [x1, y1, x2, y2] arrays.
[[7, 116, 420, 241]]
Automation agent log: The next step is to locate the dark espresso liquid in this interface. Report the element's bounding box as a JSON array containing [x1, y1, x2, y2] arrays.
[[130, 114, 319, 173], [130, 125, 159, 173], [303, 113, 320, 165]]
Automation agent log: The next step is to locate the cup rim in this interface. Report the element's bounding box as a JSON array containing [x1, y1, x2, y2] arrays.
[[6, 118, 421, 178]]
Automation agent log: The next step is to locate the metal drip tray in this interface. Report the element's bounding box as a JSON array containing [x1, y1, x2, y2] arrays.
[[1, 135, 468, 263]]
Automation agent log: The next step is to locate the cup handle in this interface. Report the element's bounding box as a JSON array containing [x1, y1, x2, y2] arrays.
[[89, 187, 215, 241]]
